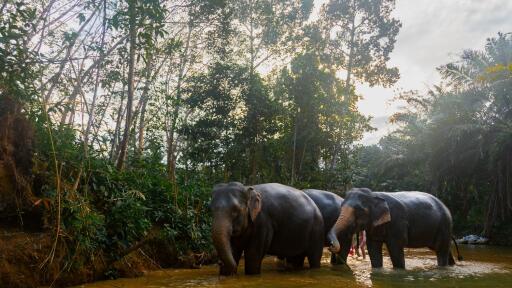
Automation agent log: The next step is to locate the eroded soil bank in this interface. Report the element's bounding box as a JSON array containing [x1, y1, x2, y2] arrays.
[[0, 228, 213, 288]]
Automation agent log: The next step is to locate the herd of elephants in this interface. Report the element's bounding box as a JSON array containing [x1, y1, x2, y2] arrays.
[[210, 182, 463, 276]]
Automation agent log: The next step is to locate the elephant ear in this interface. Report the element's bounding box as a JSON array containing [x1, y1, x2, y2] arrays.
[[247, 187, 262, 222], [371, 196, 391, 227]]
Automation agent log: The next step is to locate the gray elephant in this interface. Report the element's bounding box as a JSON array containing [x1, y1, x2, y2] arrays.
[[327, 188, 462, 268], [210, 182, 324, 275], [303, 189, 353, 265]]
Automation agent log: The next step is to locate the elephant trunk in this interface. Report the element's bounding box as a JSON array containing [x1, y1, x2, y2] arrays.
[[212, 217, 237, 275], [328, 205, 355, 253]]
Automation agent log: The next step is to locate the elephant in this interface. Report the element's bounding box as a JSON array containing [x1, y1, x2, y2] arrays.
[[303, 189, 353, 265], [327, 188, 462, 269], [210, 182, 325, 275]]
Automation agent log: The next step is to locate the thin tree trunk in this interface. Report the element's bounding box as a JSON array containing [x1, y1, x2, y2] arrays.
[[116, 0, 137, 170], [27, 0, 77, 45], [134, 48, 171, 156], [58, 35, 128, 126], [91, 83, 115, 149], [63, 55, 88, 126], [44, 7, 98, 104], [84, 0, 108, 156], [298, 137, 308, 177], [248, 0, 259, 184], [110, 87, 125, 161], [291, 113, 298, 185], [331, 4, 356, 173], [136, 53, 155, 156], [167, 23, 193, 182]]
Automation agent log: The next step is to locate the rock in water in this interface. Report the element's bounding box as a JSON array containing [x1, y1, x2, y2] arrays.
[[456, 234, 489, 245]]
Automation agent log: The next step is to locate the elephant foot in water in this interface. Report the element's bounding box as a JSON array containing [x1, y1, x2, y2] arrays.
[[276, 255, 306, 270], [331, 253, 347, 265]]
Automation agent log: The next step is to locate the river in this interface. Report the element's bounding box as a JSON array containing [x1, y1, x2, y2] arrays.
[[76, 245, 512, 287]]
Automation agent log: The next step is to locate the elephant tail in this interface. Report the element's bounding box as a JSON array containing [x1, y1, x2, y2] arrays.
[[451, 236, 463, 261]]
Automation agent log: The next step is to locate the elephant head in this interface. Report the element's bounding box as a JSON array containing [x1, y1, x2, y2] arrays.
[[210, 182, 262, 275], [328, 188, 391, 253]]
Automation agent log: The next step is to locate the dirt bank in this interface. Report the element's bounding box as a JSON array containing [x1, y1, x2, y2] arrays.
[[0, 227, 213, 288], [0, 228, 152, 287]]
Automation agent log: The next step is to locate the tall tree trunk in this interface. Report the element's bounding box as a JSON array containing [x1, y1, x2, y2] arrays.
[[331, 4, 356, 173], [167, 23, 193, 182], [298, 137, 308, 177], [91, 83, 115, 149], [291, 113, 298, 185], [60, 37, 128, 127], [84, 0, 108, 156], [44, 7, 98, 104], [116, 0, 137, 170], [248, 0, 259, 184], [65, 56, 90, 126], [110, 73, 126, 162], [136, 53, 155, 156]]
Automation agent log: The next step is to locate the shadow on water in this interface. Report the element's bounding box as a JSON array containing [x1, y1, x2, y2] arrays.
[[76, 246, 512, 288]]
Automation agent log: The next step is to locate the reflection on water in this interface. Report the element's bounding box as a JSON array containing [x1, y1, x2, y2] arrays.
[[76, 246, 512, 288]]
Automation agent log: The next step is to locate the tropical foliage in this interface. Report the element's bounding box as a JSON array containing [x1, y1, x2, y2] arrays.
[[0, 0, 400, 282], [354, 33, 512, 240]]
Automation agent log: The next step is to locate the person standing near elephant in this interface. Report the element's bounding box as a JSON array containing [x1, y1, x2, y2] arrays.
[[210, 182, 325, 275], [355, 231, 366, 259], [349, 232, 365, 259], [327, 188, 462, 268]]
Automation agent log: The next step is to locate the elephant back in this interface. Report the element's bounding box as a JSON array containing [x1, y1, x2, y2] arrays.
[[304, 189, 343, 234]]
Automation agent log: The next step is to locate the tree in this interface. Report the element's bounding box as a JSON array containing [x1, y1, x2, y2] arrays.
[[226, 0, 315, 183], [321, 0, 401, 88], [115, 0, 167, 170], [181, 62, 249, 180], [116, 0, 137, 170], [357, 33, 512, 237], [268, 24, 373, 188], [321, 0, 401, 171]]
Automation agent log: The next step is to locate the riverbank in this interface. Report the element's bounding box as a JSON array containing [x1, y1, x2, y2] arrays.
[[3, 226, 512, 288], [2, 225, 512, 288], [0, 227, 215, 288]]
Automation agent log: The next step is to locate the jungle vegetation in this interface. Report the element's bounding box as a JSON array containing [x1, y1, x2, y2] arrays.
[[353, 32, 512, 241], [0, 0, 511, 285]]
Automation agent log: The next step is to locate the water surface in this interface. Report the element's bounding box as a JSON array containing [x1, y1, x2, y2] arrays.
[[77, 245, 512, 288]]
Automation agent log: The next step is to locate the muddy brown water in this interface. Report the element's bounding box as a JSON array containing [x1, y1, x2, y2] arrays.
[[76, 245, 512, 288]]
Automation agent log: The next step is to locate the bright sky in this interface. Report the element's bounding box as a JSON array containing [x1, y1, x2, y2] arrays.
[[315, 0, 512, 144]]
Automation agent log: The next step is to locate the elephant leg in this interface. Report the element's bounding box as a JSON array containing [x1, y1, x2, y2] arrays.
[[244, 252, 262, 274], [305, 221, 324, 269], [330, 253, 339, 265], [244, 229, 272, 275], [340, 233, 352, 263], [435, 239, 452, 266], [232, 245, 243, 266], [448, 251, 456, 265], [286, 255, 305, 269], [386, 241, 405, 269], [432, 226, 453, 267], [306, 245, 323, 269], [367, 240, 384, 268], [435, 250, 454, 266], [244, 242, 265, 275], [333, 233, 353, 265]]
